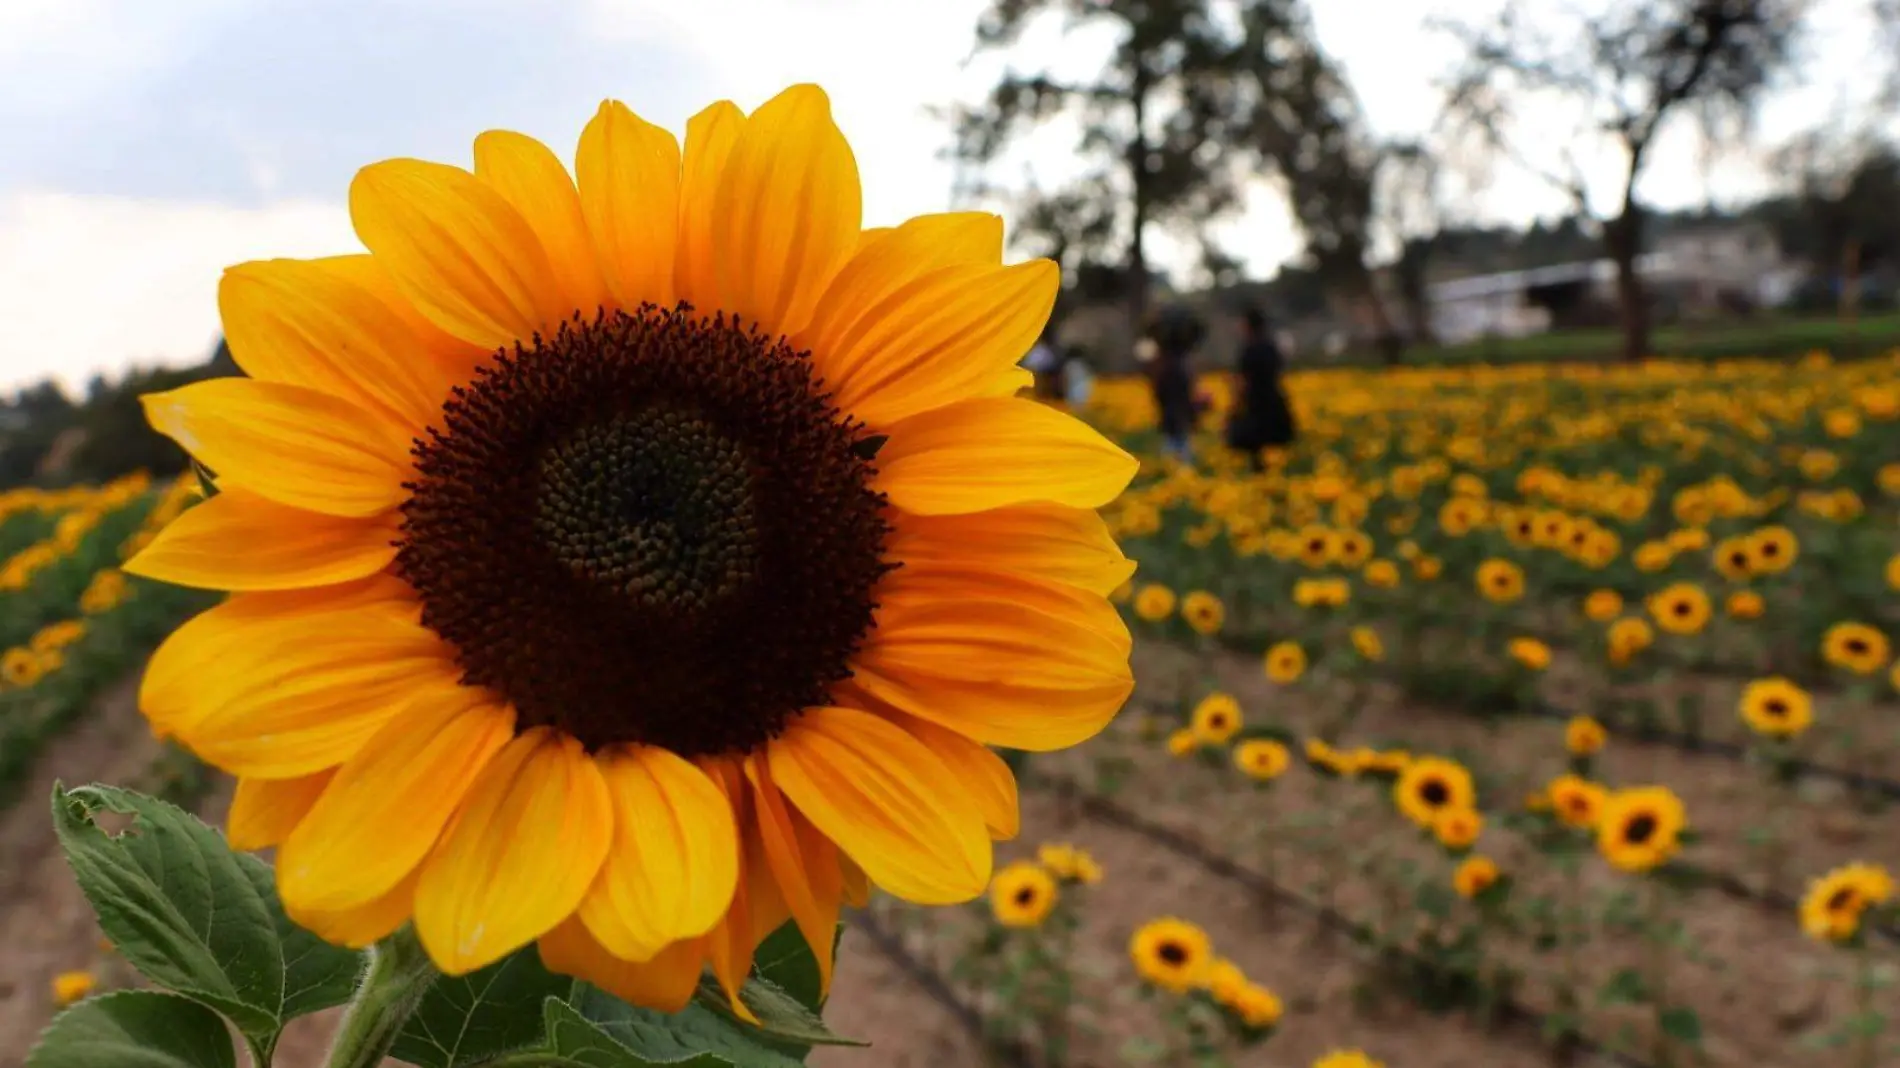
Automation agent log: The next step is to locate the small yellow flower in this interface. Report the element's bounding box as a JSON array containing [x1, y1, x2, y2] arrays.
[[1181, 590, 1224, 635], [1432, 806, 1483, 850], [1313, 1050, 1384, 1068], [1632, 540, 1674, 572], [1363, 559, 1400, 588], [1725, 589, 1764, 619], [1746, 525, 1798, 573], [1739, 677, 1813, 739], [1648, 582, 1712, 635], [1548, 774, 1606, 829], [1234, 739, 1290, 782], [990, 861, 1059, 928], [1167, 727, 1199, 757], [1263, 641, 1306, 684], [1508, 637, 1551, 671], [1583, 589, 1623, 622], [1565, 715, 1606, 756], [1229, 982, 1283, 1029], [1453, 855, 1501, 898], [1350, 626, 1384, 662], [52, 970, 94, 1006], [1191, 692, 1244, 745], [1597, 786, 1687, 873], [1203, 957, 1249, 1002], [1475, 558, 1524, 603], [1134, 583, 1177, 622], [1129, 917, 1212, 992], [1823, 622, 1890, 675], [1800, 862, 1894, 943], [1412, 554, 1443, 580]]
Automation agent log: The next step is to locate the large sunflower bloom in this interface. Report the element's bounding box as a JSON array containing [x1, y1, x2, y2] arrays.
[[125, 85, 1137, 1013]]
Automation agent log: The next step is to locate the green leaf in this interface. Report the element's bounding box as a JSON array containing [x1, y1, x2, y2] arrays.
[[543, 999, 731, 1067], [1659, 1006, 1703, 1044], [691, 973, 864, 1048], [51, 784, 363, 1047], [26, 990, 237, 1068], [1596, 967, 1648, 1006], [750, 922, 838, 1014], [568, 983, 808, 1066], [391, 946, 574, 1068]]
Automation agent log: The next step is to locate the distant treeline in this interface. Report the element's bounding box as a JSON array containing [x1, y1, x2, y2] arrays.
[[1, 341, 239, 490]]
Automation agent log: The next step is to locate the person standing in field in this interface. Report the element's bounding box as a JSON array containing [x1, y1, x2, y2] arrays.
[[1225, 306, 1295, 469], [1145, 303, 1204, 462]]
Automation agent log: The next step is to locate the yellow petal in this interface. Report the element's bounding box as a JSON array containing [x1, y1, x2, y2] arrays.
[[219, 257, 465, 428], [295, 868, 419, 949], [540, 917, 706, 1013], [795, 212, 1003, 360], [141, 379, 413, 518], [277, 694, 512, 915], [675, 101, 745, 314], [814, 260, 1054, 428], [888, 503, 1135, 595], [314, 255, 491, 383], [350, 158, 566, 350], [712, 85, 860, 337], [473, 130, 611, 319], [882, 712, 1019, 841], [576, 100, 680, 312], [578, 746, 738, 962], [875, 398, 1136, 514], [768, 706, 990, 905], [124, 488, 400, 591], [849, 567, 1133, 752], [176, 591, 461, 777], [415, 728, 613, 975], [226, 770, 335, 852], [745, 754, 840, 994], [697, 758, 763, 1023], [140, 583, 393, 740]]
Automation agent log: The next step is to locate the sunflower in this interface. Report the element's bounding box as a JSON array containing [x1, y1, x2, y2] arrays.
[[1725, 590, 1764, 619], [1647, 582, 1712, 635], [1180, 590, 1224, 635], [1, 647, 42, 689], [1564, 715, 1606, 757], [1583, 589, 1623, 622], [1134, 583, 1177, 622], [1167, 728, 1200, 757], [1229, 983, 1284, 1029], [1453, 855, 1500, 899], [1336, 530, 1373, 567], [1822, 622, 1890, 675], [1191, 692, 1244, 745], [128, 86, 1137, 1008], [1606, 616, 1654, 665], [1799, 862, 1895, 943], [1631, 541, 1673, 572], [1475, 558, 1524, 603], [989, 861, 1059, 928], [1744, 525, 1797, 574], [1738, 677, 1812, 739], [1038, 842, 1102, 884], [1412, 554, 1443, 580], [1350, 625, 1384, 661], [1203, 957, 1248, 1002], [1886, 552, 1900, 592], [1710, 536, 1753, 581], [1234, 739, 1290, 782], [1297, 525, 1337, 568], [1362, 559, 1400, 588], [1547, 774, 1606, 829], [1263, 641, 1307, 684], [1313, 1050, 1384, 1068], [1431, 806, 1483, 850], [1394, 756, 1475, 828], [1507, 637, 1551, 671], [1597, 786, 1687, 873], [1129, 917, 1212, 992]]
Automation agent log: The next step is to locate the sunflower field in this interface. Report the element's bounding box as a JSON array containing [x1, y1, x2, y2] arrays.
[[845, 351, 1900, 1068]]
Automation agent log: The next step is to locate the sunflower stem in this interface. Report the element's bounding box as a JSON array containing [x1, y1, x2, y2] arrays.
[[324, 926, 440, 1068]]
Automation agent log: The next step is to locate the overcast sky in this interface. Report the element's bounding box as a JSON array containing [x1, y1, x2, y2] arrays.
[[0, 0, 1888, 392]]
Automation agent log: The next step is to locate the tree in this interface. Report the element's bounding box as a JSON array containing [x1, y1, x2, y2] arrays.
[[949, 0, 1256, 326], [1765, 131, 1900, 316], [1440, 0, 1809, 360]]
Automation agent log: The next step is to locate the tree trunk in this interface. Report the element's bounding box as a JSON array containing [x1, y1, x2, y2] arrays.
[[1126, 60, 1153, 332], [1607, 207, 1650, 363]]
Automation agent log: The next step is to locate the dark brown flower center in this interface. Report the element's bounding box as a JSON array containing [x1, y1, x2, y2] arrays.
[[1158, 941, 1188, 966], [1014, 887, 1037, 907], [1764, 698, 1788, 717], [1845, 638, 1869, 655], [397, 306, 892, 757], [1421, 780, 1450, 806], [1624, 813, 1658, 844]]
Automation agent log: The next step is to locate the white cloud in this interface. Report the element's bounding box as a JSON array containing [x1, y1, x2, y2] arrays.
[[0, 191, 352, 393]]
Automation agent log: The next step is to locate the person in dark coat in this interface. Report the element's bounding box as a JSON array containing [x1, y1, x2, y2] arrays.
[[1145, 303, 1204, 462], [1224, 307, 1295, 469]]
